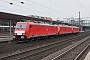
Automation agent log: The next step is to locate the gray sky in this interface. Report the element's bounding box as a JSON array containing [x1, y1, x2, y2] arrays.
[[0, 0, 90, 20]]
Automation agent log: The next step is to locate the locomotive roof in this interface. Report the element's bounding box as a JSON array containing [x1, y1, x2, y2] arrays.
[[16, 22, 57, 26], [17, 22, 34, 24]]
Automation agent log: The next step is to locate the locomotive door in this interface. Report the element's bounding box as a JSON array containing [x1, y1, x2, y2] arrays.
[[29, 24, 34, 35]]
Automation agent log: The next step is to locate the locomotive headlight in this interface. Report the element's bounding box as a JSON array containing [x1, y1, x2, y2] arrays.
[[21, 36, 24, 39]]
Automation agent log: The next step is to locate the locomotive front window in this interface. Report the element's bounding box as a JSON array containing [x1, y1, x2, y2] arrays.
[[16, 24, 26, 28]]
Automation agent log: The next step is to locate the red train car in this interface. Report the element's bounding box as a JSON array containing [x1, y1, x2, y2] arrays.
[[72, 26, 79, 33], [13, 22, 58, 41], [57, 25, 72, 35]]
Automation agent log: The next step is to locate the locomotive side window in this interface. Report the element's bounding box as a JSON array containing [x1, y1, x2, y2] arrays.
[[30, 24, 32, 28]]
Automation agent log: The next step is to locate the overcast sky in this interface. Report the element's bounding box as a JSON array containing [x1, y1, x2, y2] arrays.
[[0, 0, 90, 20]]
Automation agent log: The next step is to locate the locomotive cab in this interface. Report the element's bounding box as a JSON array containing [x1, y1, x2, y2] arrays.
[[13, 22, 34, 41]]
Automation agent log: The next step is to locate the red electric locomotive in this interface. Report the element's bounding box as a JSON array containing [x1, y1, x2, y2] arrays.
[[13, 22, 58, 41]]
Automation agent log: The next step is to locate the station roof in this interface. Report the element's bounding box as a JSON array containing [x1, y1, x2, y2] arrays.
[[0, 12, 46, 21], [0, 12, 79, 26]]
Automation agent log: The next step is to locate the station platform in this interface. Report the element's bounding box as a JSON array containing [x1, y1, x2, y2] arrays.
[[0, 36, 13, 42], [84, 50, 90, 60]]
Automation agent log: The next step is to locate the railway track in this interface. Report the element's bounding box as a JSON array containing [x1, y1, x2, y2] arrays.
[[74, 43, 90, 60], [51, 36, 90, 60], [0, 32, 89, 60], [0, 33, 80, 55]]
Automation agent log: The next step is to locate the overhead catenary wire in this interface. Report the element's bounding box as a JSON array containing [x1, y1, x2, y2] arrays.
[[1, 0, 68, 20], [77, 0, 90, 14], [14, 0, 59, 16], [1, 0, 90, 20], [12, 0, 69, 19], [75, 0, 90, 15], [1, 0, 77, 19], [24, 0, 69, 16], [0, 0, 53, 16]]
